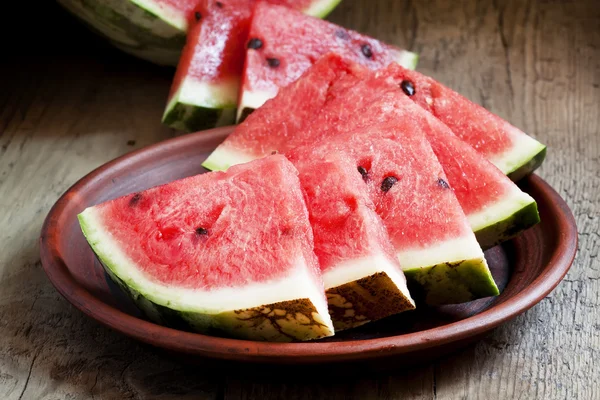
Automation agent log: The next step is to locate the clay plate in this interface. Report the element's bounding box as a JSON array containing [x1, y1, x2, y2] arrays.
[[39, 127, 577, 367]]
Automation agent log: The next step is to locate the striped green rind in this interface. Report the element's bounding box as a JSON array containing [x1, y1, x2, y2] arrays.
[[58, 0, 186, 66], [506, 145, 547, 182], [474, 200, 540, 250], [403, 258, 499, 306], [162, 101, 236, 132]]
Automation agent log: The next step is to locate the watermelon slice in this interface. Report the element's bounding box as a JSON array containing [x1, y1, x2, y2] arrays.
[[77, 155, 335, 342], [236, 2, 419, 121], [57, 0, 199, 66], [379, 64, 546, 181], [162, 0, 343, 131], [287, 146, 415, 330]]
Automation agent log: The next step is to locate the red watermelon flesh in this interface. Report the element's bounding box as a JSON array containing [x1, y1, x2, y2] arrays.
[[287, 145, 414, 330], [78, 155, 334, 342], [379, 64, 546, 180], [313, 65, 540, 248], [162, 0, 343, 132], [236, 2, 418, 120], [202, 53, 368, 170]]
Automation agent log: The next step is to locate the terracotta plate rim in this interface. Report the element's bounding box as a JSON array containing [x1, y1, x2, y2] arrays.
[[39, 127, 578, 364]]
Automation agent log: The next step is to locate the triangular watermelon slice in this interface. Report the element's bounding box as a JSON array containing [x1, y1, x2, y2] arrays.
[[288, 145, 415, 330], [378, 64, 546, 181], [78, 155, 335, 342], [205, 54, 540, 250], [236, 2, 419, 122], [162, 0, 343, 131], [295, 124, 497, 305]]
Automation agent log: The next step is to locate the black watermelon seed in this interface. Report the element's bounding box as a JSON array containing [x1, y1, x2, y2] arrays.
[[194, 11, 202, 21], [437, 178, 450, 189], [266, 58, 280, 68], [126, 140, 136, 146], [400, 80, 415, 96], [129, 193, 142, 206], [381, 176, 398, 192], [195, 227, 209, 235], [215, 1, 223, 7], [357, 166, 369, 182], [335, 29, 349, 40], [247, 38, 263, 50], [361, 43, 373, 59]]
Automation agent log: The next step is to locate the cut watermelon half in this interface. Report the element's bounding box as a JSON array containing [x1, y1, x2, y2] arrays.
[[78, 155, 334, 342], [380, 64, 546, 181], [162, 0, 343, 131], [236, 2, 418, 121], [288, 146, 415, 330], [58, 0, 199, 66]]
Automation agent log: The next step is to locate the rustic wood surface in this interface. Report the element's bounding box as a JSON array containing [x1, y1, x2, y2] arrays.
[[1, 0, 598, 398]]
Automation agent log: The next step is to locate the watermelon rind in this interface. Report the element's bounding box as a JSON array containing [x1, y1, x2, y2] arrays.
[[202, 145, 254, 171], [236, 50, 419, 122], [57, 0, 188, 66], [78, 208, 335, 342], [505, 144, 547, 182], [303, 0, 343, 19], [473, 195, 540, 250], [323, 254, 415, 331], [397, 236, 499, 305], [491, 130, 547, 181], [162, 79, 239, 131]]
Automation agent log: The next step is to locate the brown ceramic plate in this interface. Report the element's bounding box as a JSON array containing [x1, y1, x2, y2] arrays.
[[39, 127, 577, 367]]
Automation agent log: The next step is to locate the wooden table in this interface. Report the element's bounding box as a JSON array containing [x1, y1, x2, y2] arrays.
[[1, 0, 598, 398]]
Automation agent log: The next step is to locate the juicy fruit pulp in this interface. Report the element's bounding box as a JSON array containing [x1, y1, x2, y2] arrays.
[[379, 64, 547, 181], [78, 155, 334, 342], [288, 146, 415, 330], [162, 0, 343, 131], [237, 2, 418, 120], [206, 55, 540, 251]]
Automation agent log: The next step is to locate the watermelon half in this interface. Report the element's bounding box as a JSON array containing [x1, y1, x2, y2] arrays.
[[380, 64, 547, 181], [288, 146, 415, 330], [236, 2, 419, 122], [78, 155, 335, 342], [161, 0, 343, 131], [57, 0, 199, 66]]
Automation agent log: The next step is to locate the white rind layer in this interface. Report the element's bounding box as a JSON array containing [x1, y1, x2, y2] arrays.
[[395, 51, 419, 70], [322, 254, 415, 307], [202, 145, 256, 171], [236, 89, 275, 122], [468, 187, 536, 232], [130, 0, 189, 31], [164, 77, 240, 118], [79, 207, 332, 321], [397, 235, 484, 270], [490, 124, 546, 175], [302, 0, 343, 18]]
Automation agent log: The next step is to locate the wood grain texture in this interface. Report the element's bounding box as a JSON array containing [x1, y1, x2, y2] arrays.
[[0, 0, 598, 399]]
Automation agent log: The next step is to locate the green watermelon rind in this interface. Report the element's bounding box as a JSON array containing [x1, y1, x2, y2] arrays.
[[473, 195, 540, 250], [78, 209, 335, 342], [403, 257, 500, 306], [506, 145, 547, 182], [57, 0, 187, 66], [162, 79, 239, 131]]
